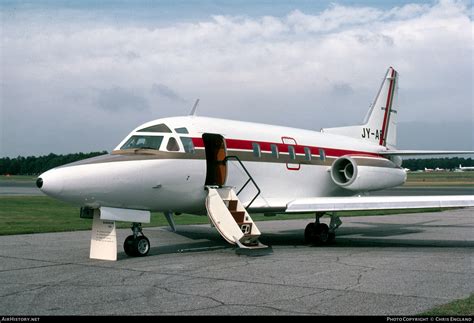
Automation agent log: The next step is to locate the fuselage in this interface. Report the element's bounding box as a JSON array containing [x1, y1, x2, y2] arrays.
[[38, 116, 406, 214]]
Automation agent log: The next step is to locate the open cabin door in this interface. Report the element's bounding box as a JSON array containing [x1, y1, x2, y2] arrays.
[[203, 133, 227, 186]]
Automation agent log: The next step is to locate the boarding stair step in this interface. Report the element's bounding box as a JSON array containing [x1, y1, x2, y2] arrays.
[[205, 187, 267, 249]]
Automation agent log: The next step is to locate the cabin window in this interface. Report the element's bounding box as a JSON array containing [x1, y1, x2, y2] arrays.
[[304, 147, 312, 161], [175, 127, 189, 134], [252, 142, 261, 158], [121, 135, 164, 150], [166, 137, 180, 152], [288, 146, 296, 160], [137, 123, 172, 133], [271, 144, 279, 158], [180, 137, 195, 154], [319, 148, 326, 161]]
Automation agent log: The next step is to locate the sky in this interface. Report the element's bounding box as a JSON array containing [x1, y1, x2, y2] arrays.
[[1, 0, 473, 157]]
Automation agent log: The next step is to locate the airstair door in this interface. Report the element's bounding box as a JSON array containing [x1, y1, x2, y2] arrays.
[[205, 187, 266, 249]]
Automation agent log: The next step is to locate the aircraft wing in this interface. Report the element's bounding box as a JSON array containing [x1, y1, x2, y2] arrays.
[[379, 150, 474, 156], [286, 195, 474, 213]]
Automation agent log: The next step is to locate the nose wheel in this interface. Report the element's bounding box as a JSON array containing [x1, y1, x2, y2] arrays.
[[124, 223, 150, 257]]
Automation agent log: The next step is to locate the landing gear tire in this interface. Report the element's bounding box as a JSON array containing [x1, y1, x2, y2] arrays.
[[135, 236, 150, 257], [124, 235, 136, 256], [304, 223, 330, 244], [123, 235, 150, 257], [304, 223, 316, 244], [328, 232, 336, 243], [317, 223, 329, 244]]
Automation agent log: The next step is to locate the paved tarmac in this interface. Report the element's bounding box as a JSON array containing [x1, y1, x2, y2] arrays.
[[0, 209, 473, 315], [0, 180, 43, 196]]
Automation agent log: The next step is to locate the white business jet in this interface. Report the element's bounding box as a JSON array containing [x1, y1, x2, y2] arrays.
[[37, 67, 474, 260], [459, 164, 474, 172]]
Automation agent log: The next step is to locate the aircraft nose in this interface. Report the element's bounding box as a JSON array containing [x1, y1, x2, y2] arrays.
[[38, 170, 64, 197]]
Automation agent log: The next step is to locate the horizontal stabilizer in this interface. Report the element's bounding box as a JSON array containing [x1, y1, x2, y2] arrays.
[[286, 195, 474, 213]]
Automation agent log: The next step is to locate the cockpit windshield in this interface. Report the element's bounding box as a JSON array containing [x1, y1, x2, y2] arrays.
[[120, 135, 164, 150], [137, 124, 171, 133]]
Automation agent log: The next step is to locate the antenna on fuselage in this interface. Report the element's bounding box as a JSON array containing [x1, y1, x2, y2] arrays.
[[189, 98, 199, 116]]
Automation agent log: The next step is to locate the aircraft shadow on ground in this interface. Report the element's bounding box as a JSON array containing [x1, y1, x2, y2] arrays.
[[116, 241, 231, 260], [125, 221, 474, 258], [263, 221, 474, 248]]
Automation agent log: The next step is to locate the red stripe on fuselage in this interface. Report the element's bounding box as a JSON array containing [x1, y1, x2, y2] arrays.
[[192, 137, 204, 148], [192, 137, 380, 158], [379, 68, 395, 146]]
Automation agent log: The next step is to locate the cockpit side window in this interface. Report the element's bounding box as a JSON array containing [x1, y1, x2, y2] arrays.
[[121, 135, 164, 150], [175, 127, 189, 134], [166, 137, 180, 151], [180, 137, 195, 154], [137, 123, 172, 133]]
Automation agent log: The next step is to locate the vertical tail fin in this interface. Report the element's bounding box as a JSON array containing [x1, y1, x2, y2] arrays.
[[365, 67, 398, 147], [322, 67, 399, 148]]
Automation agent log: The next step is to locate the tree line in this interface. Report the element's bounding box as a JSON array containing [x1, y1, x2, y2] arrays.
[[0, 151, 108, 175], [0, 152, 473, 175]]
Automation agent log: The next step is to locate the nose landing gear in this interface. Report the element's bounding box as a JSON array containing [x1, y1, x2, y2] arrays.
[[124, 222, 150, 257]]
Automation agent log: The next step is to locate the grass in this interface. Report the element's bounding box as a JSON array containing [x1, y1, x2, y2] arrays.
[[0, 195, 445, 235], [0, 196, 211, 235], [405, 172, 474, 186], [421, 294, 474, 316], [0, 175, 37, 181]]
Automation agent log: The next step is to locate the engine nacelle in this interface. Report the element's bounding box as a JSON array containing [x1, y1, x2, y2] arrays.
[[330, 156, 407, 192]]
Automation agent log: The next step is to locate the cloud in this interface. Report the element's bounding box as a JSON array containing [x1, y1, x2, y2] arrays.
[[331, 82, 354, 96], [1, 0, 472, 156], [97, 87, 149, 112], [286, 6, 383, 33], [151, 83, 186, 103]]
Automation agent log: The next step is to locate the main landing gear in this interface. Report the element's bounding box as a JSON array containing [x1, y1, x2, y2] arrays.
[[304, 212, 342, 245], [124, 222, 150, 257]]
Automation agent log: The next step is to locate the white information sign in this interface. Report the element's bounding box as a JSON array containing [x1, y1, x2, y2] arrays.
[[90, 211, 117, 261]]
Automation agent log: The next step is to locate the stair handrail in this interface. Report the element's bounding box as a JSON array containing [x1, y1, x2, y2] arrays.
[[223, 155, 261, 209]]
